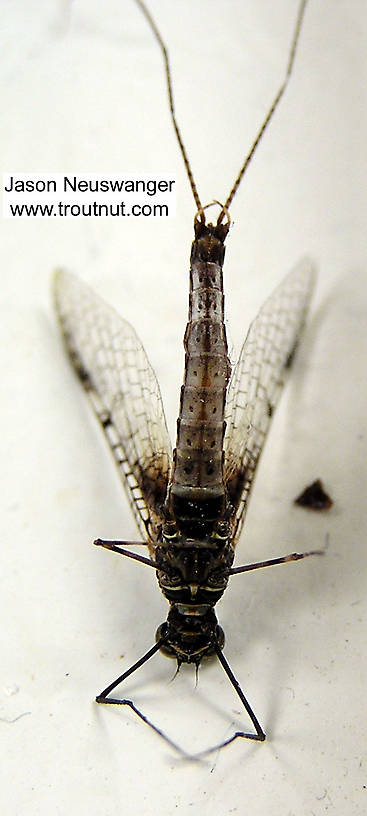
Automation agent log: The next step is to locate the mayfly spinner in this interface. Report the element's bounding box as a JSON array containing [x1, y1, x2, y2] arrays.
[[54, 0, 321, 749]]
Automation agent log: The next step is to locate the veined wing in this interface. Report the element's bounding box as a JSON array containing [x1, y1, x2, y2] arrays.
[[53, 269, 172, 542], [224, 260, 315, 545]]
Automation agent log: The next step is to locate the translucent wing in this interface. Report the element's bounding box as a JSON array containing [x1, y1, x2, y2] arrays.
[[53, 269, 172, 542], [224, 260, 315, 545]]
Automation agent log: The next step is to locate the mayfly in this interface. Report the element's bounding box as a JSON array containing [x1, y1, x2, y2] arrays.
[[54, 0, 321, 749]]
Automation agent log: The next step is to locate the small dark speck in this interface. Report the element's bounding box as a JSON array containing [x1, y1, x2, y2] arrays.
[[294, 479, 333, 511]]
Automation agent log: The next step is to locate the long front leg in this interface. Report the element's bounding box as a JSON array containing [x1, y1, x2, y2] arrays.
[[96, 637, 166, 703], [96, 635, 199, 758], [214, 643, 266, 742]]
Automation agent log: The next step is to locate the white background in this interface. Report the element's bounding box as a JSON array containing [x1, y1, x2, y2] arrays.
[[1, 1, 366, 813]]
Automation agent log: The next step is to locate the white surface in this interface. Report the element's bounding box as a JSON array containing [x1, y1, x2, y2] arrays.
[[1, 0, 366, 813]]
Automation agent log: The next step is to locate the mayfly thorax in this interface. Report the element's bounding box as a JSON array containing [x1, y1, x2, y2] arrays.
[[54, 0, 322, 752]]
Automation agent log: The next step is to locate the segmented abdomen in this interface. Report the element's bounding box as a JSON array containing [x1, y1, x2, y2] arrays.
[[170, 221, 231, 522]]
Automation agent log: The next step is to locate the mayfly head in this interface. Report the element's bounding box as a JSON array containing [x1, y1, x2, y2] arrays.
[[155, 606, 225, 667]]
